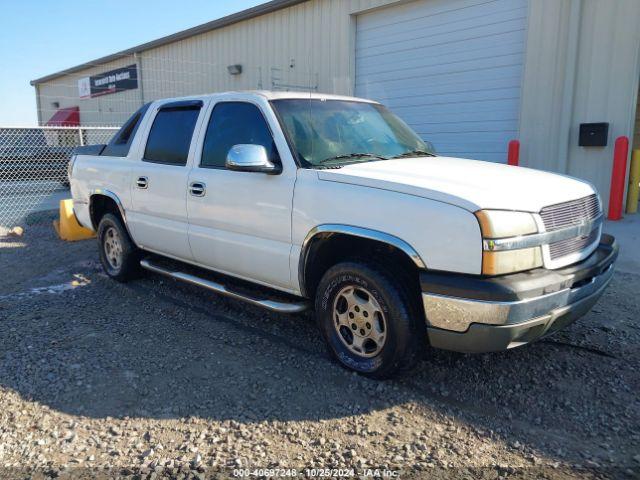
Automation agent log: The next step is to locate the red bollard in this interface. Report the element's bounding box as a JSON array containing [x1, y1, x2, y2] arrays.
[[507, 140, 520, 166], [608, 136, 629, 221]]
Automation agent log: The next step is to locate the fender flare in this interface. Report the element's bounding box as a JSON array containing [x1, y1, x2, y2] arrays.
[[88, 189, 134, 239], [298, 224, 426, 297]]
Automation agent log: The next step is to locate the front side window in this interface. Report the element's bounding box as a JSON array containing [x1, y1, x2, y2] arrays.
[[271, 99, 433, 167], [143, 106, 200, 165], [200, 102, 278, 168]]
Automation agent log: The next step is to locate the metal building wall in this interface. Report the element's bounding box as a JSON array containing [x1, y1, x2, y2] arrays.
[[136, 0, 401, 100], [36, 55, 142, 125], [519, 0, 640, 208], [35, 0, 399, 125]]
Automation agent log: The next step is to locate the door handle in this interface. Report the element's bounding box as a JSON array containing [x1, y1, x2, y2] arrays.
[[136, 176, 148, 189], [189, 181, 206, 197]]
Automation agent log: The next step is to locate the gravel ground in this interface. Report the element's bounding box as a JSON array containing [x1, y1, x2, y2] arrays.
[[0, 221, 639, 479]]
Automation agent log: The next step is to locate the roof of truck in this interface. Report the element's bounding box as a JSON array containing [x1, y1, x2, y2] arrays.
[[248, 90, 378, 103], [149, 90, 379, 105]]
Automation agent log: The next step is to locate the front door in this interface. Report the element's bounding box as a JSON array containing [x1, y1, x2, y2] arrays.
[[186, 100, 296, 291], [128, 101, 204, 260]]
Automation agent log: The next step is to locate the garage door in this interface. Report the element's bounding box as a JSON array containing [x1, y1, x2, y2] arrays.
[[355, 0, 528, 162]]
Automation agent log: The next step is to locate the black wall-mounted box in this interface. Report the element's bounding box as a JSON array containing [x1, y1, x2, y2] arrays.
[[579, 122, 609, 147]]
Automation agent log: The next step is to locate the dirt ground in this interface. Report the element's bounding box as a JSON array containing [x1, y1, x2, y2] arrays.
[[0, 220, 639, 479]]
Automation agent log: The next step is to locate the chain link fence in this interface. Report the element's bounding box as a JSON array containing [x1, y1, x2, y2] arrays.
[[0, 126, 119, 228]]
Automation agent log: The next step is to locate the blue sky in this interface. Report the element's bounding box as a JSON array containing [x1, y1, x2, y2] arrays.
[[0, 0, 263, 125]]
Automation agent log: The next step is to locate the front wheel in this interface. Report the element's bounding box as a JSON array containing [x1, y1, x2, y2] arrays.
[[315, 261, 424, 379]]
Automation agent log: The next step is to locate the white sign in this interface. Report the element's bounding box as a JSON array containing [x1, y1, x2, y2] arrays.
[[78, 77, 91, 99]]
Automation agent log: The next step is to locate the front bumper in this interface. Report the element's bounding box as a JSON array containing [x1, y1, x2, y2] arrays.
[[421, 234, 618, 353]]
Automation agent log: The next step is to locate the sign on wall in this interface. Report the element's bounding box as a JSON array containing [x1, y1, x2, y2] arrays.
[[78, 64, 138, 99]]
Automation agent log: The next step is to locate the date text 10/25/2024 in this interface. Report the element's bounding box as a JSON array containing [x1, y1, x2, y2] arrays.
[[232, 468, 400, 478]]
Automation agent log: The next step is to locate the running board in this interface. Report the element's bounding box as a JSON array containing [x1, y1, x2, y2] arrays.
[[139, 258, 309, 314]]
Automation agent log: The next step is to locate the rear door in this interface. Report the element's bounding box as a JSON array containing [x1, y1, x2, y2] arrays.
[[128, 99, 206, 260], [186, 97, 296, 291]]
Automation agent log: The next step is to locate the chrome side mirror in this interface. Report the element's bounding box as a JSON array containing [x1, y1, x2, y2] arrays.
[[225, 144, 279, 174]]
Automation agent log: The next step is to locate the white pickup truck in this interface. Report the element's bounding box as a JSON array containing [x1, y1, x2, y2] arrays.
[[69, 91, 618, 378]]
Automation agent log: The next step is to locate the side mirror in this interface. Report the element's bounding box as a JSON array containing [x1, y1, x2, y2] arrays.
[[225, 144, 279, 174]]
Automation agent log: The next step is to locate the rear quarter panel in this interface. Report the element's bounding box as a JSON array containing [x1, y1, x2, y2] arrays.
[[70, 155, 133, 230]]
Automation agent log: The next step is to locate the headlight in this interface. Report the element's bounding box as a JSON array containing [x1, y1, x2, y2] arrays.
[[475, 210, 537, 237], [475, 210, 543, 275]]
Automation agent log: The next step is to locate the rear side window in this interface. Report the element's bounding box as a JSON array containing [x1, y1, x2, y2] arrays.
[[144, 105, 201, 166], [200, 102, 278, 168], [102, 103, 151, 157]]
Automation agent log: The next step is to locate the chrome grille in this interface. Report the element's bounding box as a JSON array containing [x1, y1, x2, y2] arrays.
[[540, 194, 602, 261], [539, 194, 600, 231], [549, 227, 600, 260]]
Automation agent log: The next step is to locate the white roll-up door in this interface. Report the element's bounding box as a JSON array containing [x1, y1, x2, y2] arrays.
[[355, 0, 528, 162]]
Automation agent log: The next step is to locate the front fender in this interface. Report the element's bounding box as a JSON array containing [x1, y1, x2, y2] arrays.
[[290, 170, 483, 293], [298, 224, 427, 297]]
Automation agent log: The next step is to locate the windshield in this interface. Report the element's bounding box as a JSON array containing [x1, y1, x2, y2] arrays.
[[271, 99, 434, 167]]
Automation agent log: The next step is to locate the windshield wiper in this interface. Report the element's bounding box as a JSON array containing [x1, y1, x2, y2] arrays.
[[391, 149, 436, 159], [317, 152, 388, 165]]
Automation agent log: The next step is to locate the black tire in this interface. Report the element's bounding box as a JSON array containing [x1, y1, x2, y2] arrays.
[[315, 261, 424, 379], [97, 213, 141, 282]]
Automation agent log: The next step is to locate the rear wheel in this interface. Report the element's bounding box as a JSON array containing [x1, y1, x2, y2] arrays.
[[315, 261, 424, 379], [97, 213, 140, 282]]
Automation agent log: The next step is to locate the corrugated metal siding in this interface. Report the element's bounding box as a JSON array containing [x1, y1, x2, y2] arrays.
[[516, 0, 572, 173], [36, 0, 359, 124], [35, 0, 412, 125], [565, 0, 640, 205], [519, 0, 640, 210], [37, 55, 142, 126]]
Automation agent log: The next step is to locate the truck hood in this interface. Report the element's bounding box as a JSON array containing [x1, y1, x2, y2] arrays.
[[317, 156, 596, 212]]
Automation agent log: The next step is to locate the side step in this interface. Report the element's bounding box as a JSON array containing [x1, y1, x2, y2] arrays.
[[139, 258, 309, 314]]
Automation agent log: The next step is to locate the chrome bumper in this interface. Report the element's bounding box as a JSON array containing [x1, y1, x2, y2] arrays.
[[421, 236, 618, 353]]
